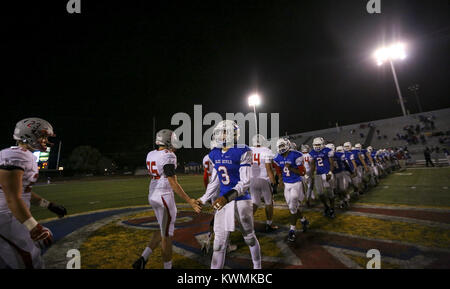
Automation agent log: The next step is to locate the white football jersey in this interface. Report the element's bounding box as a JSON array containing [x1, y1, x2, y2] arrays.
[[302, 152, 312, 174], [250, 146, 274, 180], [0, 147, 39, 214], [146, 149, 177, 195], [202, 154, 213, 183]]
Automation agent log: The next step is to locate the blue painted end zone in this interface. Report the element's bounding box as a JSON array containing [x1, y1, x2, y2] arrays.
[[42, 207, 149, 242]]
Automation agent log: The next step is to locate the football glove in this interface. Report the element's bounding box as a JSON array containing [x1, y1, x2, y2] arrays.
[[30, 224, 53, 247], [48, 202, 67, 218]]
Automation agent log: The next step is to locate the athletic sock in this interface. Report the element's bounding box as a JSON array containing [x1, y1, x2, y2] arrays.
[[142, 247, 152, 261], [163, 260, 172, 269], [211, 250, 226, 269], [249, 239, 262, 269]]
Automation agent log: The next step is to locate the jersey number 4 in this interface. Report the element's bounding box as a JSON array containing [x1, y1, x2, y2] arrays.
[[253, 153, 261, 166]]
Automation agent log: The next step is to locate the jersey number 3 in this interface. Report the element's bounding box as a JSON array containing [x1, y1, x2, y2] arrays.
[[218, 166, 230, 185]]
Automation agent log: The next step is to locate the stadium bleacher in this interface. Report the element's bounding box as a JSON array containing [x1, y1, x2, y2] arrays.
[[286, 107, 450, 165]]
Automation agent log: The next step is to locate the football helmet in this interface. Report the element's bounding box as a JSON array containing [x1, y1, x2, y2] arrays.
[[13, 118, 55, 152], [213, 120, 240, 148], [301, 144, 310, 153], [252, 134, 267, 147], [290, 142, 297, 151], [326, 143, 335, 151], [155, 129, 179, 148], [276, 138, 291, 154], [343, 142, 352, 151], [336, 146, 344, 153], [312, 137, 324, 151], [355, 143, 362, 150], [367, 146, 373, 153]]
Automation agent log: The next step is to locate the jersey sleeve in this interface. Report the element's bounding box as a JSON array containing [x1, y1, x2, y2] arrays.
[[233, 148, 252, 196], [0, 149, 31, 171], [295, 155, 304, 166], [262, 148, 274, 164], [200, 167, 220, 204], [161, 152, 177, 167]]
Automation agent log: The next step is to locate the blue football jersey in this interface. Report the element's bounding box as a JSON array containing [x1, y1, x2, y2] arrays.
[[273, 150, 304, 183], [351, 149, 363, 166], [362, 149, 370, 164], [371, 151, 377, 161], [333, 151, 346, 173], [309, 147, 333, 174], [344, 151, 355, 172], [209, 145, 251, 201]]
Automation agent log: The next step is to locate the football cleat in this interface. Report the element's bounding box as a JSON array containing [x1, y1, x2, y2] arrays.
[[132, 256, 147, 270], [227, 244, 238, 253], [328, 208, 336, 219], [265, 223, 279, 233], [301, 218, 309, 233], [287, 230, 296, 242]]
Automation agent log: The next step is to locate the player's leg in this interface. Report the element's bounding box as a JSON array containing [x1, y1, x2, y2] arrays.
[[323, 174, 336, 218], [160, 194, 177, 269], [236, 200, 261, 269], [0, 214, 43, 269], [314, 174, 330, 216], [261, 179, 278, 232], [211, 210, 229, 269], [251, 179, 263, 215]]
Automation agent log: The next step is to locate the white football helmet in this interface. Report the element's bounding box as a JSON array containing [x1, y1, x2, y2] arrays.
[[210, 139, 217, 150], [343, 142, 352, 151], [13, 118, 55, 152], [276, 138, 291, 154], [290, 142, 297, 151], [326, 143, 335, 151], [213, 120, 240, 148], [336, 146, 344, 153], [155, 129, 179, 149], [355, 143, 362, 150], [252, 134, 267, 147], [367, 146, 373, 153], [301, 144, 310, 153], [312, 137, 324, 151]]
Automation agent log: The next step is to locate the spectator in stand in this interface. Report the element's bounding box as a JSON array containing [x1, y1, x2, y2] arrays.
[[376, 129, 380, 135], [360, 133, 364, 138], [424, 147, 434, 167]]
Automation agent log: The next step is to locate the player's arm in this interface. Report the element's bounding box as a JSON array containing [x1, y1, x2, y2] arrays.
[[287, 156, 305, 176], [0, 169, 53, 245], [203, 167, 209, 188], [213, 150, 251, 210], [359, 154, 369, 171], [265, 162, 276, 185], [198, 167, 220, 205], [31, 191, 67, 218], [165, 165, 201, 213]]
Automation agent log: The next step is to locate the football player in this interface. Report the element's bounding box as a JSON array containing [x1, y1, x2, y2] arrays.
[[309, 137, 336, 218], [201, 140, 237, 255], [351, 143, 369, 193], [133, 129, 201, 269], [300, 144, 314, 207], [0, 118, 66, 269], [198, 120, 261, 269], [250, 134, 278, 232], [273, 138, 309, 242], [343, 142, 361, 197], [333, 145, 351, 209]]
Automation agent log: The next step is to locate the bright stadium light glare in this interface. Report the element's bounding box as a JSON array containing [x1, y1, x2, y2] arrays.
[[248, 93, 261, 107], [374, 42, 407, 65], [373, 42, 408, 116]]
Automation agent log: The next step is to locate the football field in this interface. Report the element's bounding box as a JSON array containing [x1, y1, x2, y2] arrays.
[[35, 167, 450, 269]]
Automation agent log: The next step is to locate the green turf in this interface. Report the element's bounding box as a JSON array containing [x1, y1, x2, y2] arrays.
[[357, 167, 450, 207], [31, 168, 450, 221], [32, 175, 206, 221]]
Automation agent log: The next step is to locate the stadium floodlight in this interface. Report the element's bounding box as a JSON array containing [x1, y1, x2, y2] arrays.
[[248, 93, 261, 136], [374, 42, 407, 116]]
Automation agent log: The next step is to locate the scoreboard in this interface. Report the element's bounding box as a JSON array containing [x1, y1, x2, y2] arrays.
[[33, 147, 51, 169]]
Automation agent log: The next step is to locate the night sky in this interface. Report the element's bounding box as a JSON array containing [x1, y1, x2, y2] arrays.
[[1, 0, 449, 168]]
